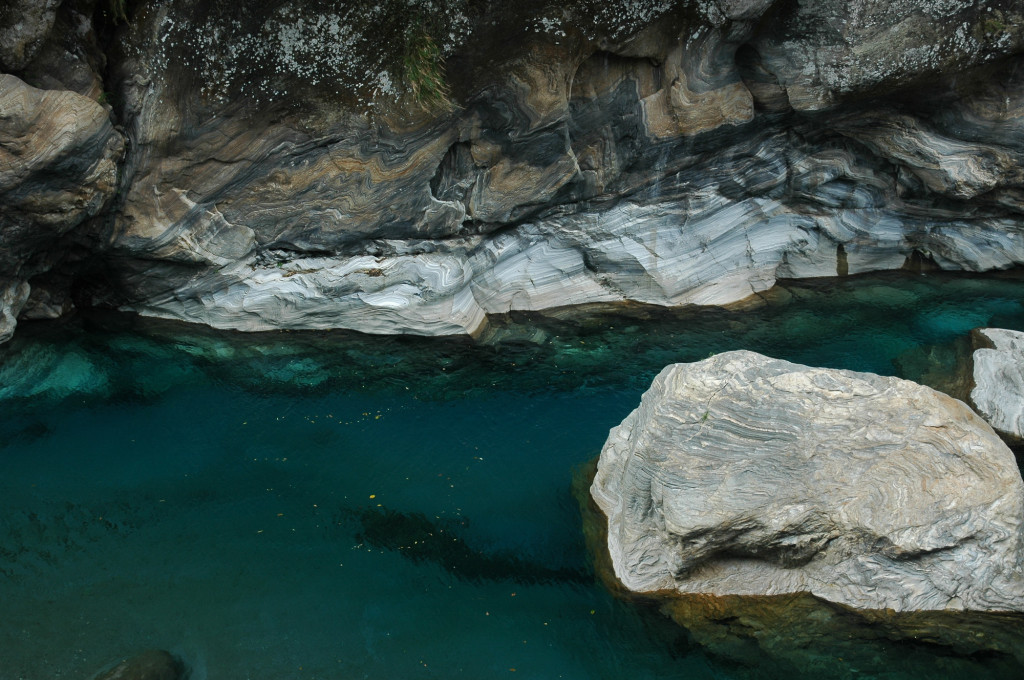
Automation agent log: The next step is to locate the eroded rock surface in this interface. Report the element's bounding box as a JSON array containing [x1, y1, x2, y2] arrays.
[[970, 327, 1024, 444], [591, 350, 1024, 612], [0, 73, 124, 338], [93, 1, 1024, 338], [4, 2, 1024, 342]]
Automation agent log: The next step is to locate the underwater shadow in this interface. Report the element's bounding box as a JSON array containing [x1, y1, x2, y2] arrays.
[[348, 505, 592, 586]]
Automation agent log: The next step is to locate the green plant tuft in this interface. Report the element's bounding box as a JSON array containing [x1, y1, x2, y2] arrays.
[[983, 18, 1007, 34], [402, 23, 452, 109], [108, 0, 129, 25]]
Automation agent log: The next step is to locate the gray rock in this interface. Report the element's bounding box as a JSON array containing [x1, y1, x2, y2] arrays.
[[0, 73, 123, 340], [5, 2, 1024, 344], [0, 0, 61, 71], [591, 350, 1024, 612], [970, 328, 1024, 445], [15, 0, 108, 99], [0, 75, 122, 253], [752, 0, 1024, 110], [93, 2, 1024, 339], [0, 278, 30, 344], [18, 279, 74, 320]]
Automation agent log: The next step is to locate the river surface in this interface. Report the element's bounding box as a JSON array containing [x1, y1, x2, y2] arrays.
[[2, 271, 1023, 679]]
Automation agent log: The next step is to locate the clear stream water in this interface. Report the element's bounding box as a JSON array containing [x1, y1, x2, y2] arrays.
[[2, 271, 1024, 680]]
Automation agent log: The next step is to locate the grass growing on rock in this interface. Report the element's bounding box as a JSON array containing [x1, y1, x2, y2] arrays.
[[403, 21, 453, 110]]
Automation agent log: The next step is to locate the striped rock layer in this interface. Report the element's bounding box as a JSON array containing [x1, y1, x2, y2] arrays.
[[4, 1, 1024, 340]]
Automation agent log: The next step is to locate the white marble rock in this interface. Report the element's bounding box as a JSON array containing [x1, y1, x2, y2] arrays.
[[591, 351, 1024, 613], [971, 328, 1024, 444]]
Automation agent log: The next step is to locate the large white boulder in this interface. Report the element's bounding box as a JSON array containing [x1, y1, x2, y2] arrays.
[[591, 350, 1024, 612]]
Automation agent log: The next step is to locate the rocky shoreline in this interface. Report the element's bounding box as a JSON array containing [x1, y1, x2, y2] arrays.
[[583, 348, 1024, 670]]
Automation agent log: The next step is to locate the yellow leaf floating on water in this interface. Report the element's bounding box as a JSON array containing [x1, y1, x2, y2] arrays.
[[369, 494, 376, 499]]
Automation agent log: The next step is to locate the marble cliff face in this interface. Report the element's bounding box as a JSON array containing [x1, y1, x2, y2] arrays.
[[3, 0, 1024, 341]]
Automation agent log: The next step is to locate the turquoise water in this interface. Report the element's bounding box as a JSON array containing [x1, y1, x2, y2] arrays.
[[2, 271, 1024, 679]]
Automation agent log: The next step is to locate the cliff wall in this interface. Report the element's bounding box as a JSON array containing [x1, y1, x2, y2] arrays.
[[3, 0, 1024, 340]]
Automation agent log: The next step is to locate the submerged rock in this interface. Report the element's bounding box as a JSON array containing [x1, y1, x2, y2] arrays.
[[351, 506, 589, 584], [658, 591, 1024, 677], [591, 350, 1024, 613], [93, 649, 184, 680], [969, 328, 1024, 445]]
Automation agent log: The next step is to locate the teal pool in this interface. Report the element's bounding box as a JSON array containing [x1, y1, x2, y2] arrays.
[[2, 271, 1024, 679]]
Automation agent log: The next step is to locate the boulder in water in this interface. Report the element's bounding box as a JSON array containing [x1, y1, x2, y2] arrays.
[[969, 328, 1024, 446], [591, 350, 1024, 613]]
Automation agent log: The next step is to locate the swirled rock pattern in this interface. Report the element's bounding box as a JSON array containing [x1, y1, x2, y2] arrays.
[[591, 350, 1024, 612], [0, 73, 123, 339], [4, 1, 1024, 342], [969, 328, 1024, 445]]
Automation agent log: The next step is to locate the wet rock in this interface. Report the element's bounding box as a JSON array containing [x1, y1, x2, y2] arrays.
[[969, 328, 1024, 445], [660, 592, 1024, 677], [892, 334, 974, 398], [591, 350, 1024, 613], [93, 649, 184, 680]]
